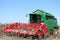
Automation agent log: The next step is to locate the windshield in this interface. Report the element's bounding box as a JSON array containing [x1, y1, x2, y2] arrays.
[[30, 14, 41, 23]]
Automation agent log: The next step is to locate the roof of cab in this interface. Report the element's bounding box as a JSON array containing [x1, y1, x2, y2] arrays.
[[30, 9, 54, 16]]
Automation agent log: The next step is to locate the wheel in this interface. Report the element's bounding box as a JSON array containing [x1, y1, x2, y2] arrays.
[[53, 29, 59, 35], [53, 29, 59, 38]]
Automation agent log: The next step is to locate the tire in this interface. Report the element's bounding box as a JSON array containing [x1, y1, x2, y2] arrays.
[[53, 29, 59, 38], [53, 29, 59, 35]]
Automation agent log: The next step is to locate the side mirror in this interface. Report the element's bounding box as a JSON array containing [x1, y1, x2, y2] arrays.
[[25, 14, 29, 17]]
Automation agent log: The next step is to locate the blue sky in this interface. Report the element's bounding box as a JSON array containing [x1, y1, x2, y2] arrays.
[[0, 0, 60, 25]]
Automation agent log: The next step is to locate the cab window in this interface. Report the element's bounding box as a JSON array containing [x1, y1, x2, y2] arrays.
[[46, 15, 55, 20]]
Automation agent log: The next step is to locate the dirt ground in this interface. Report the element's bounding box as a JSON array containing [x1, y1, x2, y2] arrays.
[[0, 33, 60, 40], [0, 29, 60, 40]]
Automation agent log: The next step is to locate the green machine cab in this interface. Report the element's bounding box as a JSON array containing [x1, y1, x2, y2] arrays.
[[29, 9, 59, 33]]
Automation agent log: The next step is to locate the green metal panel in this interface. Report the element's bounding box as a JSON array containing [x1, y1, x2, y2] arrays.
[[29, 9, 59, 33], [45, 19, 58, 32]]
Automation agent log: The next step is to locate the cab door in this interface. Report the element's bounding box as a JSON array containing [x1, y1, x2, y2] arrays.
[[37, 14, 41, 23]]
